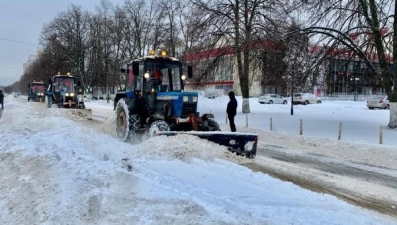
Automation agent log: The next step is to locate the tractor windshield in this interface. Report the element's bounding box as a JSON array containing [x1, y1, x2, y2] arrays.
[[145, 61, 182, 92], [54, 77, 75, 93], [31, 83, 45, 92]]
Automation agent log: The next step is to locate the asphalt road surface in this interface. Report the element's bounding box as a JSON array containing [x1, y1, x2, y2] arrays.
[[244, 145, 397, 218]]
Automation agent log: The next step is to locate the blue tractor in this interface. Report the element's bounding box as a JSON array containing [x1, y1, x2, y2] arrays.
[[45, 73, 92, 119], [115, 50, 258, 158], [114, 50, 220, 141]]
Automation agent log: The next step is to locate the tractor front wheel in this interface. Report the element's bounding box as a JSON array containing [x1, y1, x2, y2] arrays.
[[148, 120, 170, 138], [204, 118, 221, 131]]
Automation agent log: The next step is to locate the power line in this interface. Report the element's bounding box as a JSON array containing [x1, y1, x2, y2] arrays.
[[0, 68, 22, 73], [0, 37, 37, 46], [0, 72, 23, 76]]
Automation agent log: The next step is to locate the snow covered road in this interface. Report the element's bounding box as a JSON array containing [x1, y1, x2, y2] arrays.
[[1, 95, 396, 225]]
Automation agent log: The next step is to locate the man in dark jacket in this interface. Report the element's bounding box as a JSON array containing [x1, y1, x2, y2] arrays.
[[226, 91, 237, 132], [0, 90, 4, 109]]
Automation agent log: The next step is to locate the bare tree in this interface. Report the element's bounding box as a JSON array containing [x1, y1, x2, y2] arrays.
[[122, 0, 163, 58], [111, 6, 130, 90], [283, 23, 312, 114], [157, 0, 186, 56], [300, 0, 397, 127], [42, 4, 90, 91], [190, 0, 287, 113], [93, 0, 117, 96], [21, 34, 69, 90]]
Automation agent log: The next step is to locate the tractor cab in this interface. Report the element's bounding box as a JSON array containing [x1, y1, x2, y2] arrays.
[[28, 81, 46, 102], [124, 50, 187, 93], [115, 50, 198, 126], [46, 73, 85, 109]]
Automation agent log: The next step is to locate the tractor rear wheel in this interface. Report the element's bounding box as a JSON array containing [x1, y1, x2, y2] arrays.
[[116, 99, 140, 141], [148, 120, 170, 138]]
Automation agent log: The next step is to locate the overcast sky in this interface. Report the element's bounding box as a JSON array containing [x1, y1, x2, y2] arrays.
[[0, 0, 124, 86]]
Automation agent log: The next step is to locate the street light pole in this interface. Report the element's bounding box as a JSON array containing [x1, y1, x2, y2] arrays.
[[290, 72, 294, 115], [353, 61, 356, 101], [291, 77, 294, 115]]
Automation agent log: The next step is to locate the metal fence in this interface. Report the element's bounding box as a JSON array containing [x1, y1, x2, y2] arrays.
[[322, 93, 386, 101]]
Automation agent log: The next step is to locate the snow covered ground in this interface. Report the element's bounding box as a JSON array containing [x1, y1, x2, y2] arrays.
[[0, 93, 396, 225]]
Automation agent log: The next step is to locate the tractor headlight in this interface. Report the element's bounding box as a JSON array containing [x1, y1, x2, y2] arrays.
[[183, 96, 189, 102], [70, 93, 75, 97], [192, 96, 198, 102], [65, 93, 70, 97]]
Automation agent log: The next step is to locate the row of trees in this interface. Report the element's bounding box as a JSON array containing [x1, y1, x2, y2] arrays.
[[5, 0, 397, 127], [9, 0, 305, 113]]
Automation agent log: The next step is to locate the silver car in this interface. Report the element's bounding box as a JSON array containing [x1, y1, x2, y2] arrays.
[[258, 94, 288, 104], [293, 93, 322, 105], [367, 96, 389, 109]]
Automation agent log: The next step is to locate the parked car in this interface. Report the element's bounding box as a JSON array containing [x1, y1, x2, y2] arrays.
[[258, 94, 288, 104], [366, 96, 389, 109], [293, 93, 322, 105], [205, 89, 222, 99]]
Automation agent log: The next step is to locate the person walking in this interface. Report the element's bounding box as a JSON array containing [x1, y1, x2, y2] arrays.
[[0, 90, 4, 110], [226, 91, 237, 132]]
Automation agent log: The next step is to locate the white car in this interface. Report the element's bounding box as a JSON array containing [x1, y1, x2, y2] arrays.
[[204, 89, 221, 99], [293, 93, 322, 105], [258, 94, 288, 104], [367, 96, 389, 109]]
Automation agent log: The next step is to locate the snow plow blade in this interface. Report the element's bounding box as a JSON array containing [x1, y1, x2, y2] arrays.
[[157, 131, 258, 158], [70, 109, 93, 120]]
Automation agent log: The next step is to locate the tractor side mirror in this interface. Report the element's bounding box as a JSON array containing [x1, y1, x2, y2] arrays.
[[187, 66, 192, 78]]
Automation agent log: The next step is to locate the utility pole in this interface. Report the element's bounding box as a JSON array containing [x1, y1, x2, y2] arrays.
[[291, 69, 294, 116]]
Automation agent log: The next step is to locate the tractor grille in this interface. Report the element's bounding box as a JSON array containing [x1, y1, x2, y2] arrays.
[[182, 103, 197, 117]]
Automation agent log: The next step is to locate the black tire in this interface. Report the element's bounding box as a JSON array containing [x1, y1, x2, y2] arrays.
[[283, 100, 287, 104], [317, 100, 322, 104], [268, 100, 273, 104], [304, 100, 309, 105], [116, 99, 140, 141], [148, 120, 170, 138], [385, 104, 390, 109], [204, 118, 221, 131]]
